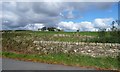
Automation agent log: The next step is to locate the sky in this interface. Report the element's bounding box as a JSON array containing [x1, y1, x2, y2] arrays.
[[1, 1, 119, 31]]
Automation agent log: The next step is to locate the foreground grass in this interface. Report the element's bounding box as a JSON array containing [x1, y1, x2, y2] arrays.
[[2, 51, 119, 70]]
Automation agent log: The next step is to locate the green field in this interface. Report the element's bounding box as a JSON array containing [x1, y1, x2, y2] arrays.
[[2, 31, 98, 42], [1, 31, 120, 70], [2, 31, 120, 43]]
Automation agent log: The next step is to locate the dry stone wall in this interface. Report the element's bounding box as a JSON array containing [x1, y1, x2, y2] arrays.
[[3, 34, 120, 58], [33, 41, 120, 58]]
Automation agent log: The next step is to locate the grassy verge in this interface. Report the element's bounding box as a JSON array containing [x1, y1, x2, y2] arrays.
[[2, 51, 119, 70]]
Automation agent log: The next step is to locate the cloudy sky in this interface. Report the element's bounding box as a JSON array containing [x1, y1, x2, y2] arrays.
[[1, 1, 118, 31]]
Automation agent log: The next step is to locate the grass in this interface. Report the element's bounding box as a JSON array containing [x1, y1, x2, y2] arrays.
[[3, 31, 120, 43], [2, 31, 120, 70], [4, 31, 98, 36], [2, 31, 98, 42], [2, 51, 119, 70]]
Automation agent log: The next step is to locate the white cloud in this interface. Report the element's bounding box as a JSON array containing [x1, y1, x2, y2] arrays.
[[94, 18, 113, 29], [80, 21, 93, 30], [57, 21, 96, 31], [14, 23, 44, 31], [57, 18, 114, 31], [57, 21, 79, 31], [20, 23, 45, 31]]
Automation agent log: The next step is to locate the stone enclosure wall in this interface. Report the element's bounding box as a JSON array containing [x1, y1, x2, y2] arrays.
[[2, 32, 120, 58], [33, 40, 120, 58]]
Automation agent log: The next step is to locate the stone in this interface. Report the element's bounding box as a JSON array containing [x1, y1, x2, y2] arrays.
[[88, 50, 91, 53], [74, 50, 77, 52]]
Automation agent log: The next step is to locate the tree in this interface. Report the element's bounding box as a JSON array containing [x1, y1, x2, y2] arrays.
[[41, 27, 46, 31], [47, 27, 56, 31], [111, 21, 117, 31], [47, 27, 62, 32], [116, 20, 120, 25], [57, 29, 61, 31], [110, 20, 120, 43], [77, 30, 79, 32], [38, 28, 41, 31]]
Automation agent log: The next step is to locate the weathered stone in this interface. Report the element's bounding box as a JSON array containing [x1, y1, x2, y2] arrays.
[[29, 40, 120, 58]]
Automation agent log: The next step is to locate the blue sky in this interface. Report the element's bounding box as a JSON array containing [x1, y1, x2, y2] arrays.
[[1, 2, 119, 31], [61, 2, 118, 22]]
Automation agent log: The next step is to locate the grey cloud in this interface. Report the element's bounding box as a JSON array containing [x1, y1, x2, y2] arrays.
[[32, 2, 63, 17], [16, 2, 32, 12], [1, 2, 115, 30], [92, 2, 114, 10]]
